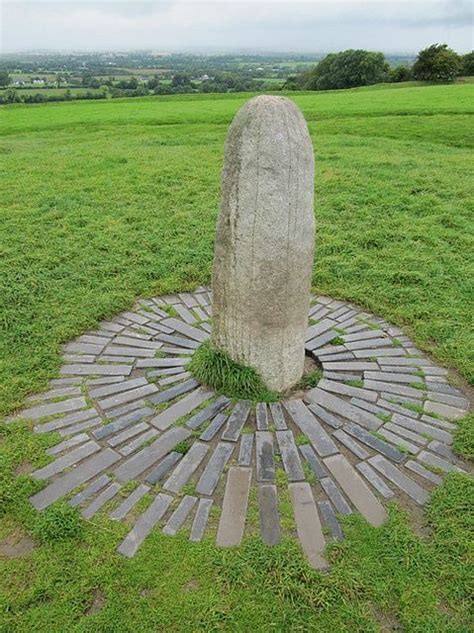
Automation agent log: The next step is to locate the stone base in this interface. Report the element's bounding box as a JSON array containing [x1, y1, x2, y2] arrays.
[[10, 287, 471, 568]]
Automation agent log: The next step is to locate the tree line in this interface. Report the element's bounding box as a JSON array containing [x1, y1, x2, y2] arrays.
[[285, 45, 473, 91]]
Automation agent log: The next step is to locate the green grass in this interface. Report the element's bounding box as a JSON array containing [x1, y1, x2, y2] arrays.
[[189, 341, 278, 402], [0, 83, 473, 631]]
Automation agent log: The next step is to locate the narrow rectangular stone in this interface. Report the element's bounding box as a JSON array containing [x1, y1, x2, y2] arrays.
[[107, 422, 149, 447], [364, 371, 424, 385], [284, 399, 338, 456], [137, 357, 190, 368], [50, 377, 83, 387], [315, 344, 349, 356], [368, 455, 429, 505], [333, 429, 369, 459], [114, 426, 191, 482], [343, 423, 405, 463], [34, 407, 99, 434], [405, 460, 443, 484], [189, 498, 213, 542], [355, 462, 394, 498], [305, 318, 335, 341], [148, 378, 199, 407], [151, 388, 211, 430], [238, 433, 254, 466], [145, 452, 182, 484], [222, 401, 251, 442], [384, 422, 428, 445], [19, 396, 88, 421], [105, 401, 147, 419], [323, 371, 360, 382], [345, 338, 393, 350], [64, 342, 104, 355], [341, 330, 384, 343], [61, 364, 132, 376], [378, 428, 419, 455], [305, 388, 381, 431], [258, 484, 280, 545], [256, 403, 268, 430], [364, 380, 426, 400], [417, 451, 463, 473], [81, 482, 121, 518], [46, 433, 90, 456], [299, 444, 327, 478], [288, 482, 326, 569], [307, 402, 343, 429], [161, 317, 208, 342], [196, 442, 234, 495], [378, 398, 418, 418], [58, 417, 102, 437], [424, 400, 467, 420], [349, 397, 391, 418], [269, 402, 287, 430], [352, 348, 407, 359], [306, 329, 339, 351], [391, 413, 453, 444], [32, 441, 100, 480], [318, 378, 378, 403], [426, 391, 468, 409], [185, 396, 230, 430], [174, 303, 196, 324], [378, 357, 431, 366], [199, 413, 227, 441], [98, 383, 158, 411], [320, 477, 352, 515], [427, 440, 457, 461], [325, 454, 387, 526], [420, 414, 456, 431], [159, 371, 191, 386], [216, 467, 252, 547], [157, 333, 200, 349], [275, 430, 305, 481], [117, 493, 173, 558], [93, 408, 152, 440], [163, 442, 209, 493], [64, 354, 96, 364], [89, 377, 148, 399], [113, 336, 162, 350], [318, 500, 343, 540], [30, 449, 120, 510], [29, 386, 82, 402], [322, 361, 378, 371], [163, 496, 198, 536], [109, 484, 150, 520], [119, 428, 160, 456], [87, 376, 125, 386], [255, 431, 275, 482], [69, 474, 111, 508]]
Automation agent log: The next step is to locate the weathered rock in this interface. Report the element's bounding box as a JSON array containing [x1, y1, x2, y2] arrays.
[[211, 95, 315, 391]]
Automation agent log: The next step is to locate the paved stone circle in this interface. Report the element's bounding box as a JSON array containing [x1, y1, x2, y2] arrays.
[[10, 288, 471, 568]]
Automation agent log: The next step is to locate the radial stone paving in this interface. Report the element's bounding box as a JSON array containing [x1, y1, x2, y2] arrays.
[[8, 288, 471, 570]]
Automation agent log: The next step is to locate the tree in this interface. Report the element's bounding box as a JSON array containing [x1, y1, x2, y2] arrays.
[[461, 51, 474, 76], [413, 44, 461, 82], [304, 50, 389, 91], [0, 71, 11, 87], [388, 64, 413, 83]]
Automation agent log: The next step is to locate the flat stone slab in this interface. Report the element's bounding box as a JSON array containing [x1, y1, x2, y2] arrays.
[[20, 287, 469, 562], [216, 467, 252, 547], [324, 454, 386, 526], [258, 484, 280, 545], [117, 493, 173, 558], [288, 482, 326, 570]]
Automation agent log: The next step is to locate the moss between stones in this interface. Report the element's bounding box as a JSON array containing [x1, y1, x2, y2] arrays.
[[189, 341, 278, 402]]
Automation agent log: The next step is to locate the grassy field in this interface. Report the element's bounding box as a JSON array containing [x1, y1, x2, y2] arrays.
[[0, 84, 473, 631]]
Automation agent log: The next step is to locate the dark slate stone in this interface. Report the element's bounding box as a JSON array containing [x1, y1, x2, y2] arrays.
[[186, 396, 231, 430], [222, 401, 251, 442], [269, 402, 287, 430], [299, 444, 327, 479], [145, 452, 182, 484], [199, 413, 228, 442], [343, 422, 406, 463], [320, 477, 352, 515], [318, 500, 343, 540], [275, 430, 305, 481], [255, 431, 275, 482], [258, 484, 280, 545]]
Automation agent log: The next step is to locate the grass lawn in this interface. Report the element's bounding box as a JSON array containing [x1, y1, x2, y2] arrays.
[[0, 84, 473, 631]]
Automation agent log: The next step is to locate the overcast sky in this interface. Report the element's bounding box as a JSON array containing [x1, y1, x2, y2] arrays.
[[0, 0, 472, 54]]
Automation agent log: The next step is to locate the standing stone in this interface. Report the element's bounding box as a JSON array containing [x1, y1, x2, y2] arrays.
[[212, 95, 315, 392]]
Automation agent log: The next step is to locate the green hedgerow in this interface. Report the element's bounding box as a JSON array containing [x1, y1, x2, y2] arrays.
[[189, 341, 278, 402]]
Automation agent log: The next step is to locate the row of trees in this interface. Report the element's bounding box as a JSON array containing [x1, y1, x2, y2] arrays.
[[286, 45, 474, 91]]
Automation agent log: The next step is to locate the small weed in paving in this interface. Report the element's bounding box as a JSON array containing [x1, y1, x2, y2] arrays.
[[189, 340, 278, 402], [299, 367, 323, 389]]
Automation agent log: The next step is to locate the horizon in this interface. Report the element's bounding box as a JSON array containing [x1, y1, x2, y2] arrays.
[[1, 1, 472, 55]]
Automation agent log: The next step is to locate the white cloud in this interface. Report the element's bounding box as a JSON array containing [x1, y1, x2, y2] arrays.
[[1, 1, 472, 53]]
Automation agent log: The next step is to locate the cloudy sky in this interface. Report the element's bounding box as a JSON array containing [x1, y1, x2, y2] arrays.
[[0, 0, 472, 54]]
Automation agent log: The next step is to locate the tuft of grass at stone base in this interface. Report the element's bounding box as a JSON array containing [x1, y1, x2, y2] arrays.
[[188, 340, 278, 402]]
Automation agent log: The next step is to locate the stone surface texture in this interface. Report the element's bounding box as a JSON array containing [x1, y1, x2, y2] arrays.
[[211, 95, 315, 391]]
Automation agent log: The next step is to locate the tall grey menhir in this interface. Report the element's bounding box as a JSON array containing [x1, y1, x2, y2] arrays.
[[211, 95, 315, 392]]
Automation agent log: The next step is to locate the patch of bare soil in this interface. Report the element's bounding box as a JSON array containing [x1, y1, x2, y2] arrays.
[[85, 588, 105, 615], [0, 530, 36, 558], [14, 461, 33, 476]]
